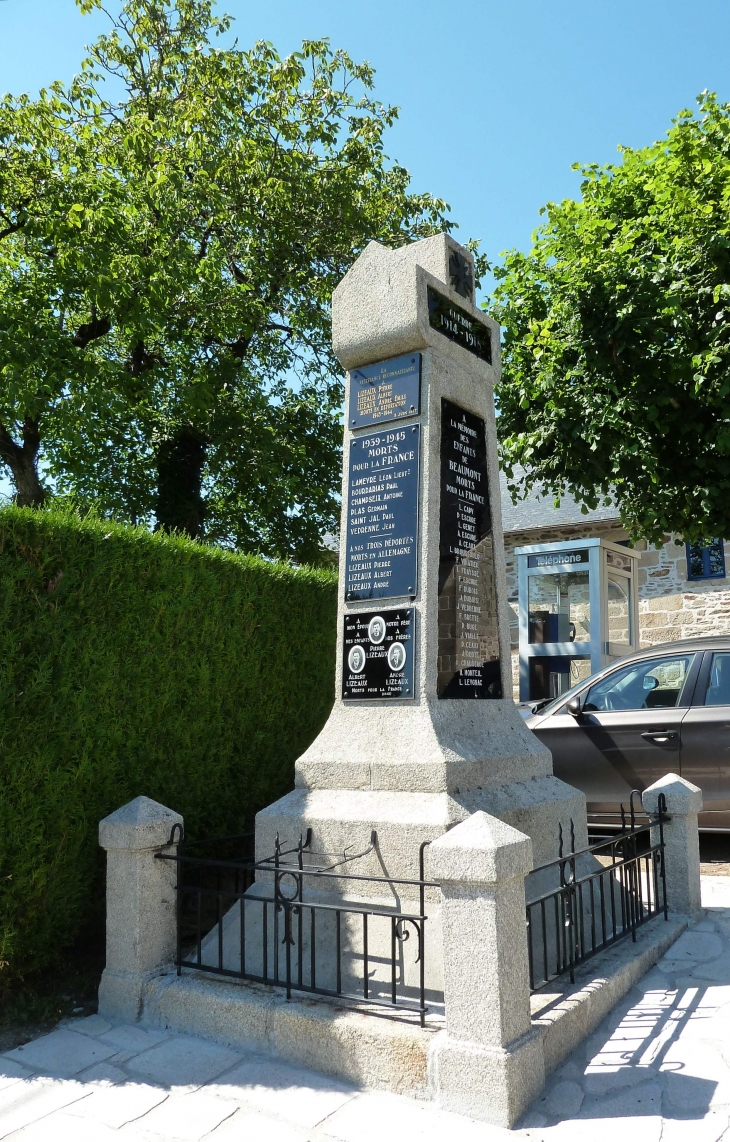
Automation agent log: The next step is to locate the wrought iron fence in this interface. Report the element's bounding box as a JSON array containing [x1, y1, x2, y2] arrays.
[[526, 791, 669, 991], [156, 828, 436, 1026]]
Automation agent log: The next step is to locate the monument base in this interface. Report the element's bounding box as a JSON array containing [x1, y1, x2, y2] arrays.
[[257, 775, 588, 886], [428, 1028, 545, 1127]]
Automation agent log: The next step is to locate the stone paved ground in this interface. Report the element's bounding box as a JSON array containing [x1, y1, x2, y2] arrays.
[[1, 875, 729, 1141]]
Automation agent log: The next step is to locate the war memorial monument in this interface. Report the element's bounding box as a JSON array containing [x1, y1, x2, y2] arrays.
[[97, 235, 703, 1128]]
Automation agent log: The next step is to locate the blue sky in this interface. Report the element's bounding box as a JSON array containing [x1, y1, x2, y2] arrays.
[[1, 0, 729, 499], [2, 0, 730, 283]]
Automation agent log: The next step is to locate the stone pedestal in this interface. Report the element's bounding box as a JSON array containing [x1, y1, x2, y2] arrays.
[[426, 812, 545, 1127], [97, 796, 183, 1022], [642, 773, 703, 919]]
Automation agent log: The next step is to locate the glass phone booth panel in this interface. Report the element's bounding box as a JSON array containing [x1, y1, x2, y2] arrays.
[[516, 538, 640, 704]]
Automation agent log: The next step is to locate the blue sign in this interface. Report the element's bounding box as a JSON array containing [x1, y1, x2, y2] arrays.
[[348, 353, 421, 429], [345, 424, 420, 601]]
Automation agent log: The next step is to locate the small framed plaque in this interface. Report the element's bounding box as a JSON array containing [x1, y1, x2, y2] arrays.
[[342, 608, 415, 700], [348, 353, 421, 429]]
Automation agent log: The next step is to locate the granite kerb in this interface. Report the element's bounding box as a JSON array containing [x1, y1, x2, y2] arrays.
[[127, 910, 688, 1108], [531, 911, 689, 1076]]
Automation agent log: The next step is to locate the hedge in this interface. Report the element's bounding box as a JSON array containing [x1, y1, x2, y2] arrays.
[[0, 506, 337, 977]]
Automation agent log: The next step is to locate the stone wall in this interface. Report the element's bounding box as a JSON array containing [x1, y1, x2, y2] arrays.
[[503, 524, 730, 700]]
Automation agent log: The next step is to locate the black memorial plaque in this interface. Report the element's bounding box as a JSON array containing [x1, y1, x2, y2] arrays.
[[438, 399, 501, 698], [344, 424, 419, 601], [348, 353, 421, 429], [427, 286, 492, 363], [342, 608, 414, 700]]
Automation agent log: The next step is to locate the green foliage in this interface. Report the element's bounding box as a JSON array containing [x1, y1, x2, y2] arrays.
[[492, 92, 730, 545], [0, 505, 336, 977], [0, 0, 460, 558]]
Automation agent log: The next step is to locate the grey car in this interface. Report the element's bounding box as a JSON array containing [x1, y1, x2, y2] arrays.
[[525, 636, 730, 832]]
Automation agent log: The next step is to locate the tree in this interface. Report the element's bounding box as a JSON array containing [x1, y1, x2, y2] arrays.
[[492, 93, 730, 545], [0, 82, 124, 507], [1, 0, 463, 561]]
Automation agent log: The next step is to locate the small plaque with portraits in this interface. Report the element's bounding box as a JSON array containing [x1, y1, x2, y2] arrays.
[[342, 608, 414, 700]]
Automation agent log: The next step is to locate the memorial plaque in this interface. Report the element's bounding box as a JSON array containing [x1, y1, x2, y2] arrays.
[[438, 399, 501, 698], [348, 353, 421, 429], [342, 608, 414, 700], [344, 424, 419, 601], [427, 286, 492, 363]]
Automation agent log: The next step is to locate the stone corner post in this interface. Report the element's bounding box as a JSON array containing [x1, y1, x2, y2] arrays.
[[642, 773, 703, 919], [98, 795, 183, 1022], [426, 811, 545, 1128]]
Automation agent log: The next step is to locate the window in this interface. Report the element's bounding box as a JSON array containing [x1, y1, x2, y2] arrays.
[[583, 654, 695, 712], [607, 574, 631, 645], [704, 653, 730, 706], [686, 538, 726, 581]]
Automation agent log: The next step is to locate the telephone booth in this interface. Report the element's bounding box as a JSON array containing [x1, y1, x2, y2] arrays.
[[515, 537, 640, 704]]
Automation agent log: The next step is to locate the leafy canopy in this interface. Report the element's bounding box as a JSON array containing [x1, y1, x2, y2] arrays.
[[1, 0, 460, 561], [492, 92, 730, 545]]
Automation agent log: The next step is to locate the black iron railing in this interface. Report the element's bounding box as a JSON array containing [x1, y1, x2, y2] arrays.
[[526, 791, 669, 991], [156, 829, 435, 1026]]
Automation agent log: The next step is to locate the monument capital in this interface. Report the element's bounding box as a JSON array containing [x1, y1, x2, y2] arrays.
[[332, 233, 498, 375]]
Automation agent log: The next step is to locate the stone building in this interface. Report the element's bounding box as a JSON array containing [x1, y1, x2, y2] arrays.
[[501, 473, 730, 700]]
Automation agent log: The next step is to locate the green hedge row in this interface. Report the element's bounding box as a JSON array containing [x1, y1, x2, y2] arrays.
[[0, 507, 337, 977]]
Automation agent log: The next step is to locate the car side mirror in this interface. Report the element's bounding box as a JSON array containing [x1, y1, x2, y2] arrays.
[[565, 696, 583, 718]]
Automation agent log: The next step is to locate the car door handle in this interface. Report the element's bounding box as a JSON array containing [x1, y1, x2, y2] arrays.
[[641, 730, 679, 743]]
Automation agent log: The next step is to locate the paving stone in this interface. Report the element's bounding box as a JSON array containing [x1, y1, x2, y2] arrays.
[[75, 1061, 129, 1085], [209, 1057, 357, 1130], [691, 921, 719, 932], [538, 1081, 584, 1118], [0, 1078, 89, 1140], [692, 955, 730, 983], [124, 1036, 240, 1088], [555, 1062, 582, 1082], [318, 1089, 512, 1142], [6, 1109, 138, 1141], [665, 1067, 718, 1110], [109, 1050, 137, 1064], [631, 967, 677, 995], [129, 1090, 236, 1139], [658, 932, 724, 964], [97, 1025, 170, 1054], [534, 1116, 663, 1141], [578, 1078, 663, 1118], [583, 1065, 656, 1095], [0, 1058, 35, 1091], [583, 1031, 622, 1064], [519, 1110, 548, 1128], [661, 1040, 730, 1107], [65, 1081, 168, 1128], [660, 1110, 730, 1142], [208, 1108, 310, 1142], [64, 1015, 112, 1038], [3, 1030, 117, 1078]]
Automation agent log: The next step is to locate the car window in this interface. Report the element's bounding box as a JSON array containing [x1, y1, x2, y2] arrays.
[[704, 653, 730, 706], [583, 654, 695, 712]]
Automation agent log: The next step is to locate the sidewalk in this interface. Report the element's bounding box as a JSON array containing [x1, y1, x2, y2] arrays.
[[0, 875, 729, 1141]]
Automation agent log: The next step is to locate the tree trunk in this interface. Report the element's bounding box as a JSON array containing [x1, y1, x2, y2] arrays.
[[0, 418, 45, 507], [155, 425, 207, 539]]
